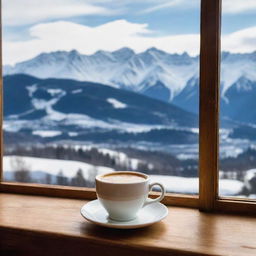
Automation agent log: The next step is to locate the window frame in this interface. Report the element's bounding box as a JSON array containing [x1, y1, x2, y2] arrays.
[[0, 0, 255, 214]]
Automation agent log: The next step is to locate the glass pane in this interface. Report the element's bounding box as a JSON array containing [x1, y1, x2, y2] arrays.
[[3, 0, 200, 194], [219, 0, 256, 199]]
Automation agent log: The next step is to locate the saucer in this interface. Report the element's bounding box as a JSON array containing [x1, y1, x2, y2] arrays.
[[80, 199, 168, 229]]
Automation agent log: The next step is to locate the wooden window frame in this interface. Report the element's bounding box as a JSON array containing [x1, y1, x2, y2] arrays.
[[0, 0, 255, 214]]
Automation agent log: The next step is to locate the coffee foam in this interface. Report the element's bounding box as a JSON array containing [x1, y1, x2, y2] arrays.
[[100, 173, 146, 183]]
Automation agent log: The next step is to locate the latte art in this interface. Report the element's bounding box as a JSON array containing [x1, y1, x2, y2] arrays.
[[100, 173, 146, 183]]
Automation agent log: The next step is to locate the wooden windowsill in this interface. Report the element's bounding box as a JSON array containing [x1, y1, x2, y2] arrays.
[[0, 193, 256, 256]]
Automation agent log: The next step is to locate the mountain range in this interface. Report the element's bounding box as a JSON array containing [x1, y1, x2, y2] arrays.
[[4, 48, 256, 124], [4, 48, 198, 102]]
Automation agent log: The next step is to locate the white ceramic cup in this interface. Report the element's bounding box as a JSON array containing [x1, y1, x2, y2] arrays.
[[95, 171, 165, 221]]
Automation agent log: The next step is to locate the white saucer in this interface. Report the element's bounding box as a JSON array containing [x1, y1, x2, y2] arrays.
[[80, 199, 168, 229]]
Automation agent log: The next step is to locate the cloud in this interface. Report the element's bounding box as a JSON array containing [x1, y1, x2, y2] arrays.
[[141, 0, 198, 14], [2, 0, 113, 26], [222, 26, 256, 53], [3, 0, 255, 28], [139, 0, 256, 14], [222, 0, 256, 14], [3, 20, 256, 65], [3, 20, 199, 65]]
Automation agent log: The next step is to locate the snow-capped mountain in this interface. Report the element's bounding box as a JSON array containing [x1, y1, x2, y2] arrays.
[[221, 76, 256, 124], [172, 52, 256, 124], [4, 48, 199, 101], [4, 48, 256, 123], [221, 52, 256, 96]]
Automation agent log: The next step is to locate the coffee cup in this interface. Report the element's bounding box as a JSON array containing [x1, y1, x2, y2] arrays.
[[95, 171, 165, 221]]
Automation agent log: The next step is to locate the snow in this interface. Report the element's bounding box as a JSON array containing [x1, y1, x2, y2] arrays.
[[149, 175, 244, 196], [28, 92, 169, 131], [70, 144, 142, 171], [3, 156, 114, 181], [96, 148, 141, 170], [54, 113, 119, 129], [219, 138, 251, 159], [244, 169, 256, 191], [190, 128, 199, 134], [26, 87, 67, 122], [221, 54, 256, 96], [3, 155, 244, 196], [26, 84, 37, 97], [32, 99, 55, 110], [219, 179, 244, 196], [32, 130, 62, 137], [107, 98, 127, 109], [44, 108, 66, 121], [244, 169, 256, 180], [3, 120, 33, 132], [3, 48, 198, 98], [47, 89, 64, 96], [71, 89, 82, 94], [31, 89, 66, 113], [68, 132, 78, 137], [149, 175, 198, 194], [3, 113, 178, 134], [4, 49, 256, 101]]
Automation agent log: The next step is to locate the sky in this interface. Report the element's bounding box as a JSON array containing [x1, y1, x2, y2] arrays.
[[2, 0, 256, 65]]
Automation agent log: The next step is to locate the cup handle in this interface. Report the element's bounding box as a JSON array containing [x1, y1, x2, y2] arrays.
[[143, 182, 165, 207]]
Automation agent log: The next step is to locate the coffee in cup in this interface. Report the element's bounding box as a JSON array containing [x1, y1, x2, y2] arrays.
[[96, 171, 165, 221]]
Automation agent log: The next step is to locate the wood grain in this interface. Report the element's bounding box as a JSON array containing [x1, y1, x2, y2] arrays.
[[199, 0, 221, 211], [0, 182, 199, 208], [1, 194, 256, 256], [215, 199, 256, 214]]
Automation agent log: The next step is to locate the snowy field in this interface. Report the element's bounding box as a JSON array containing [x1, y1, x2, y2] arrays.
[[4, 155, 114, 179], [150, 175, 244, 196], [3, 156, 245, 196]]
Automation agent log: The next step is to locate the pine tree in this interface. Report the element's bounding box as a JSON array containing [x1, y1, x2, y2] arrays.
[[12, 157, 32, 183], [45, 173, 52, 184], [56, 170, 68, 186], [71, 169, 87, 187]]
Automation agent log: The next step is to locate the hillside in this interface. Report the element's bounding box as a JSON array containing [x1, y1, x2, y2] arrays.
[[3, 74, 198, 145]]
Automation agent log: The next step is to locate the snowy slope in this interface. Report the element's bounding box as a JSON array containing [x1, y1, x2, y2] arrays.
[[3, 156, 244, 195], [221, 52, 256, 96], [4, 48, 256, 103], [3, 155, 114, 180], [3, 75, 198, 136], [3, 48, 199, 101], [150, 175, 244, 196]]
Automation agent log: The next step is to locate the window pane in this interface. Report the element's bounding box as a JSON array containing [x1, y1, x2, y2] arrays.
[[219, 0, 256, 199], [3, 0, 200, 194]]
